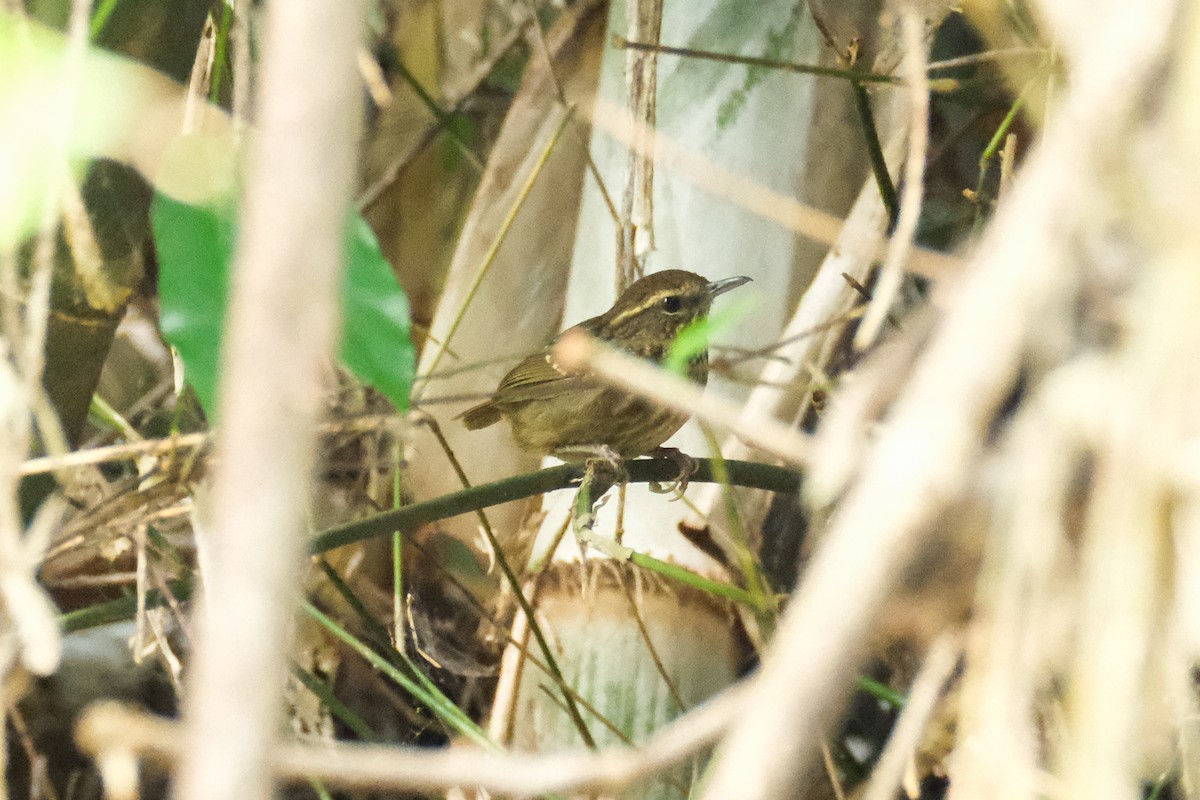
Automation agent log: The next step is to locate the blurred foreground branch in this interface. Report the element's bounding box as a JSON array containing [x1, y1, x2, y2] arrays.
[[79, 683, 746, 796], [698, 0, 1194, 797], [172, 2, 366, 800]]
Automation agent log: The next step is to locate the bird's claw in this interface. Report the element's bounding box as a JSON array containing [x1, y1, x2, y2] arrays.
[[648, 447, 697, 496]]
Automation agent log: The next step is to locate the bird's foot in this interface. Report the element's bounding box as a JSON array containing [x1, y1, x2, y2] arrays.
[[647, 447, 698, 496], [558, 444, 627, 479]]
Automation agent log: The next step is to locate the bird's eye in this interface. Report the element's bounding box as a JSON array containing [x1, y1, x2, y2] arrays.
[[660, 295, 683, 314]]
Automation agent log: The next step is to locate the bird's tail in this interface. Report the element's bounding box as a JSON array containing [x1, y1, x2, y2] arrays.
[[459, 401, 503, 430]]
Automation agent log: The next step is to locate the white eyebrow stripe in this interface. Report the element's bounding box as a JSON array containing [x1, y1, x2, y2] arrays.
[[605, 289, 688, 328]]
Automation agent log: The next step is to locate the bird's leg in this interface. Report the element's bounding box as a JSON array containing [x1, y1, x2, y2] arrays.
[[557, 444, 627, 479], [647, 446, 698, 495]]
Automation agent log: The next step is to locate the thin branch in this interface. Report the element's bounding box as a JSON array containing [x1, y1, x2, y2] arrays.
[[615, 37, 905, 85], [617, 38, 1042, 83], [78, 681, 748, 796], [523, 0, 621, 226], [584, 97, 962, 281], [311, 457, 801, 552], [388, 58, 484, 172], [807, 2, 899, 227], [416, 107, 574, 389], [615, 0, 662, 290], [356, 0, 566, 211], [850, 83, 900, 229], [416, 415, 598, 749], [927, 46, 1046, 71], [20, 432, 210, 475], [855, 6, 930, 350], [970, 85, 1029, 230], [552, 330, 811, 466], [21, 413, 403, 476], [622, 572, 688, 712]]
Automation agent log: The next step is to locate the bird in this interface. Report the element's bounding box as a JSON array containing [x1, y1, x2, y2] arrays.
[[459, 270, 751, 465]]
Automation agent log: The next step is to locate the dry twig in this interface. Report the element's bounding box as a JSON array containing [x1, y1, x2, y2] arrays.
[[552, 329, 811, 466], [80, 682, 746, 796], [172, 2, 366, 800], [587, 97, 962, 281], [615, 0, 663, 289], [855, 6, 929, 350]]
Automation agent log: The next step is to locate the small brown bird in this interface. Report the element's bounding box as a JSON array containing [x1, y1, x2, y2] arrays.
[[460, 269, 751, 461]]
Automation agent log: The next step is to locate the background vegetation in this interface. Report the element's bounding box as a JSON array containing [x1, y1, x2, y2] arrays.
[[1, 0, 1193, 799]]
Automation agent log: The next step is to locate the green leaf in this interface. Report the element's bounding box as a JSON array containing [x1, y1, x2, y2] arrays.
[[664, 295, 753, 376], [341, 215, 415, 410], [153, 194, 233, 414], [152, 194, 414, 416]]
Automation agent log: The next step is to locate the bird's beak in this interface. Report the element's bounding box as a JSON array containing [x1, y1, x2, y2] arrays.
[[707, 275, 752, 298]]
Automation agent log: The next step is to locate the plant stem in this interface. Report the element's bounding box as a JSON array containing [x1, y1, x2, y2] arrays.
[[972, 88, 1027, 231], [615, 38, 904, 86], [851, 82, 900, 230], [311, 458, 802, 553], [627, 551, 764, 609]]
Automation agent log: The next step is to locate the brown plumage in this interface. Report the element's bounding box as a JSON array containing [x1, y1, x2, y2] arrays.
[[460, 270, 751, 459]]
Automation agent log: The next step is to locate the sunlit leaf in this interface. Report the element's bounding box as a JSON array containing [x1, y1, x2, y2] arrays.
[[0, 14, 128, 247], [664, 295, 753, 376]]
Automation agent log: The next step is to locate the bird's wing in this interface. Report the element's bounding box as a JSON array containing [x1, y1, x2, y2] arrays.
[[490, 351, 590, 404], [460, 329, 599, 430], [460, 352, 587, 429]]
